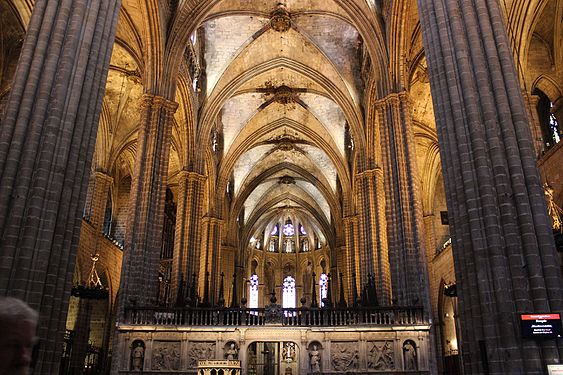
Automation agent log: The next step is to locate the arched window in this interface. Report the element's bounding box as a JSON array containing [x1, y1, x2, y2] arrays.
[[534, 88, 561, 151], [319, 273, 328, 307], [282, 276, 296, 309], [283, 219, 294, 236], [269, 225, 279, 252], [300, 238, 309, 252], [249, 274, 259, 309], [284, 238, 294, 253]]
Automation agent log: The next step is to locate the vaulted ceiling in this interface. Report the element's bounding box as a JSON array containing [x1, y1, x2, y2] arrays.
[[2, 0, 552, 254], [201, 2, 366, 248]]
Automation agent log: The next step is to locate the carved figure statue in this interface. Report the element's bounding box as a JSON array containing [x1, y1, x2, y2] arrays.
[[131, 342, 144, 371], [265, 261, 275, 294], [403, 341, 417, 370], [225, 342, 238, 360], [303, 261, 312, 295], [309, 344, 321, 373]]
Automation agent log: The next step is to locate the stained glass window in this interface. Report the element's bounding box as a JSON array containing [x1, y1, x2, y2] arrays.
[[319, 273, 328, 307], [282, 276, 296, 309], [249, 274, 259, 309], [283, 222, 294, 236], [284, 239, 294, 253], [268, 240, 276, 252], [301, 238, 309, 252]]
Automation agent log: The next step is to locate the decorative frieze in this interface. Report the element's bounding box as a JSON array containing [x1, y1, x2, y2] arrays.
[[116, 327, 430, 373], [330, 342, 359, 372], [367, 341, 395, 370], [151, 341, 181, 371], [186, 342, 217, 369]]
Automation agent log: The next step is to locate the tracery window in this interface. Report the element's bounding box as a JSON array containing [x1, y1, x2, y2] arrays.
[[549, 103, 560, 144], [319, 273, 328, 307], [283, 220, 294, 236], [300, 238, 309, 252], [249, 274, 259, 309], [284, 238, 294, 253], [268, 225, 279, 252], [534, 88, 562, 151], [282, 276, 296, 309]]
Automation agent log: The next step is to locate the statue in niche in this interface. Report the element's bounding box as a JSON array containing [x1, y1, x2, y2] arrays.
[[265, 261, 275, 295], [403, 340, 417, 370], [303, 261, 312, 297], [367, 341, 394, 370], [131, 340, 144, 371], [225, 342, 239, 360], [309, 344, 321, 373]]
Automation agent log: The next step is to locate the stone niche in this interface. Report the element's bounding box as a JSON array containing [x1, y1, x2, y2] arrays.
[[115, 327, 430, 374]]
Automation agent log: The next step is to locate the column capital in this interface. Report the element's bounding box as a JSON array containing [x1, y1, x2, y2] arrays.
[[373, 91, 410, 109], [342, 215, 358, 225], [93, 170, 113, 184], [354, 167, 384, 182], [178, 170, 207, 183], [201, 215, 223, 226], [140, 93, 179, 113], [521, 90, 540, 106]]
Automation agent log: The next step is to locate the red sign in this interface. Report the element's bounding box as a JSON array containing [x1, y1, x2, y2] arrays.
[[522, 314, 560, 320]]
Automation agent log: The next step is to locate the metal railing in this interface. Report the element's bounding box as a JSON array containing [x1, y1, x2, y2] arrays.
[[124, 305, 425, 327]]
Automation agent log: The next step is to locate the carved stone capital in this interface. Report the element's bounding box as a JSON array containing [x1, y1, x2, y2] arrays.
[[140, 93, 179, 113]]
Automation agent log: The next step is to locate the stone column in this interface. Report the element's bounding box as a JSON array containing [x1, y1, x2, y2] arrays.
[[521, 92, 543, 157], [199, 216, 223, 305], [418, 1, 563, 373], [87, 171, 113, 231], [70, 298, 93, 374], [118, 94, 178, 309], [343, 216, 359, 303], [355, 168, 391, 305], [171, 171, 206, 302], [0, 1, 121, 373], [375, 92, 431, 310]]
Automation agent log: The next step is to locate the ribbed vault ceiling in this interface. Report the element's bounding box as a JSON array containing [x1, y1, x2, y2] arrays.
[[202, 1, 364, 246]]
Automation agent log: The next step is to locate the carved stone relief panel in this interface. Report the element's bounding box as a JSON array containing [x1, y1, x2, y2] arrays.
[[186, 341, 217, 368], [367, 341, 395, 370], [330, 342, 359, 372], [151, 341, 181, 371]]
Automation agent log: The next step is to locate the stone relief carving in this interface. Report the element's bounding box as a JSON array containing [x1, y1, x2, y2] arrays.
[[330, 342, 359, 372], [151, 341, 181, 371], [367, 341, 395, 370], [187, 342, 216, 368]]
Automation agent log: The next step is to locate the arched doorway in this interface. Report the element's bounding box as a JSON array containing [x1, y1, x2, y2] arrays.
[[439, 281, 461, 375], [247, 341, 299, 375]]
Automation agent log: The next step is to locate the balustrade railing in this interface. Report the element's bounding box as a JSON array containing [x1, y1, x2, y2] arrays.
[[124, 306, 425, 327]]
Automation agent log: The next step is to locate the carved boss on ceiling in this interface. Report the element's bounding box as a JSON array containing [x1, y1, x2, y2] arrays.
[[270, 3, 291, 32]]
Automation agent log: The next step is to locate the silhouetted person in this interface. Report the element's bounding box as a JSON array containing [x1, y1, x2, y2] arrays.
[[0, 297, 39, 375]]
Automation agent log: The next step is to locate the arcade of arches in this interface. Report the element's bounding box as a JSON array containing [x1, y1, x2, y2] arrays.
[[0, 0, 562, 374]]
